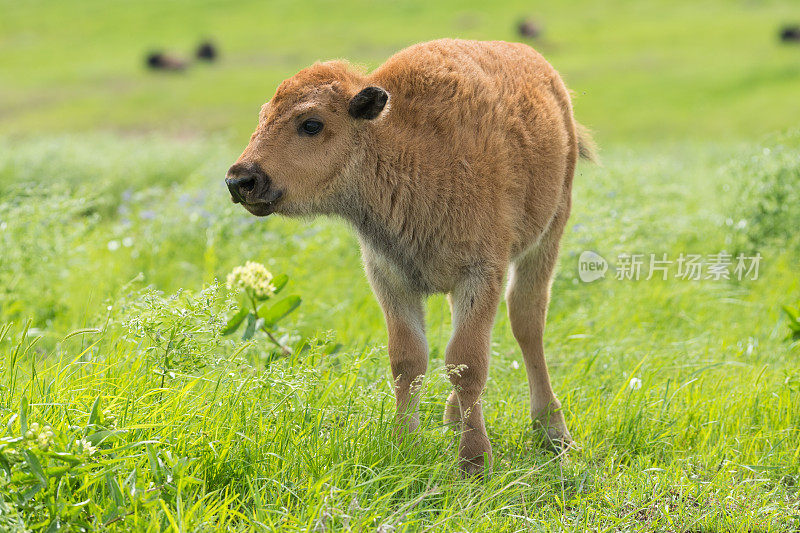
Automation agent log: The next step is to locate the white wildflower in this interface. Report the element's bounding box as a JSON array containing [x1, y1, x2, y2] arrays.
[[511, 360, 520, 370], [23, 422, 55, 451], [25, 422, 39, 440], [107, 240, 120, 251], [75, 438, 97, 456], [122, 237, 134, 247], [629, 377, 642, 390], [37, 426, 54, 450], [3, 447, 21, 462], [103, 409, 117, 428], [226, 261, 276, 299]]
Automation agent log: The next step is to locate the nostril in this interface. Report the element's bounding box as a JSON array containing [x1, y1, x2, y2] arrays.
[[239, 176, 256, 192], [226, 175, 259, 204], [226, 163, 268, 204]]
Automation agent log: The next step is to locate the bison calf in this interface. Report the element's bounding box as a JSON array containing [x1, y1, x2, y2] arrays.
[[226, 39, 595, 475]]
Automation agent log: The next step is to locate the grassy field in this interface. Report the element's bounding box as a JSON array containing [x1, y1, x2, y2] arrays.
[[1, 0, 800, 531], [2, 0, 800, 143]]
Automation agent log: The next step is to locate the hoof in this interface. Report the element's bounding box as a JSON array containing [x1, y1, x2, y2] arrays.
[[392, 414, 419, 440], [542, 429, 574, 454], [532, 406, 573, 453], [458, 453, 491, 478], [457, 434, 493, 478]]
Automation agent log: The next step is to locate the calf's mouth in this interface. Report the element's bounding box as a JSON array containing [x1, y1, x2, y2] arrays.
[[241, 189, 284, 217]]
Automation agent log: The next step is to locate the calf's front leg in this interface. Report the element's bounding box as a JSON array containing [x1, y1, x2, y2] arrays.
[[445, 274, 502, 475], [364, 257, 428, 434], [385, 301, 428, 434]]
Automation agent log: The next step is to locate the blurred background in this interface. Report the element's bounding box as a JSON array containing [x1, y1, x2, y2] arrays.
[[1, 0, 800, 340], [2, 0, 799, 144], [1, 4, 799, 529]]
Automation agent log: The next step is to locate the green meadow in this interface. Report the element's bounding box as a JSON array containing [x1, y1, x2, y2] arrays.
[[1, 0, 799, 531]]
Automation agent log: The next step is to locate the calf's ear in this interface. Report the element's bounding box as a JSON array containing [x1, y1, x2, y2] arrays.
[[348, 86, 389, 120]]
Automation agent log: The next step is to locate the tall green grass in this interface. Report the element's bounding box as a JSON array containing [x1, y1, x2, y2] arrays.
[[2, 1, 800, 528], [1, 133, 798, 530]]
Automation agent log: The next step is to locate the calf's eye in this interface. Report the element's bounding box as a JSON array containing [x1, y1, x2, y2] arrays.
[[299, 119, 324, 136]]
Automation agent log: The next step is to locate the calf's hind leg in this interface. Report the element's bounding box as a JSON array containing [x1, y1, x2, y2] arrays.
[[506, 214, 572, 448], [443, 295, 461, 430]]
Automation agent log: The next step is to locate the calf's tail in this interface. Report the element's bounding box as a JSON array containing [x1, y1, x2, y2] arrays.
[[576, 122, 599, 163]]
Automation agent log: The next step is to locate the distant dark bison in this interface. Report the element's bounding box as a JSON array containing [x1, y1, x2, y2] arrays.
[[196, 41, 218, 61], [517, 18, 542, 39], [145, 52, 187, 71], [780, 25, 800, 43]]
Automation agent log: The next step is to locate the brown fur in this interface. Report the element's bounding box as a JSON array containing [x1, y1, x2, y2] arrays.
[[227, 39, 595, 475]]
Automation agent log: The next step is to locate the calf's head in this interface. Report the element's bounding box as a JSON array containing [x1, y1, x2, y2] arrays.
[[226, 61, 389, 217]]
